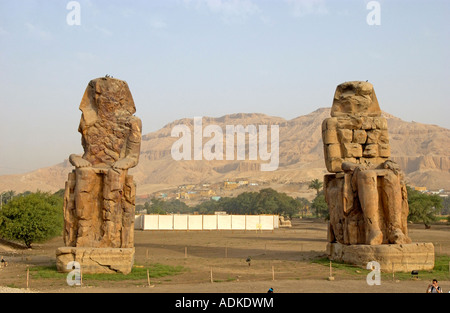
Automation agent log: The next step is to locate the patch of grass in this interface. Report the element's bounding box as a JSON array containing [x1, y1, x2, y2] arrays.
[[312, 255, 450, 281], [213, 276, 237, 283], [6, 283, 20, 289], [389, 255, 450, 282], [29, 266, 66, 279], [29, 263, 186, 282], [312, 257, 368, 278]]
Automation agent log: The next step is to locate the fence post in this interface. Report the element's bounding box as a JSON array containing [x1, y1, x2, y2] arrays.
[[272, 265, 275, 281], [392, 263, 395, 281], [327, 260, 335, 281], [26, 267, 29, 289]]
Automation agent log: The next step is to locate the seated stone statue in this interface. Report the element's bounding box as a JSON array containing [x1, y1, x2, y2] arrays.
[[323, 81, 411, 246], [63, 77, 142, 249]]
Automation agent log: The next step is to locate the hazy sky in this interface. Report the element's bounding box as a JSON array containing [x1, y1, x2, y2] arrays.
[[0, 0, 449, 175]]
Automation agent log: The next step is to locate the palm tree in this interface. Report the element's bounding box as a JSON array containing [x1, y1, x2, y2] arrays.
[[308, 179, 323, 195], [1, 190, 16, 208]]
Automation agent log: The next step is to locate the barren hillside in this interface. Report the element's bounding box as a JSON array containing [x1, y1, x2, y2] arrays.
[[1, 108, 449, 196]]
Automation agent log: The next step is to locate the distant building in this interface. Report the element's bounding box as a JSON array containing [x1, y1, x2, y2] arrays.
[[200, 189, 215, 197], [224, 181, 239, 190]]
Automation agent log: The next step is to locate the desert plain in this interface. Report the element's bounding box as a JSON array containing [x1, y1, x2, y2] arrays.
[[0, 219, 448, 294]]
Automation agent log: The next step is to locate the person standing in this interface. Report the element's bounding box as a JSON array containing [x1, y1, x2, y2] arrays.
[[427, 279, 443, 293]]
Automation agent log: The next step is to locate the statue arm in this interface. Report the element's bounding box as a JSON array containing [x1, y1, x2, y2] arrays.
[[113, 117, 142, 170], [69, 154, 92, 168], [342, 161, 360, 172]]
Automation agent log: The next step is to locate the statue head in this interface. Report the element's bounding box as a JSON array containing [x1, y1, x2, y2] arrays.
[[76, 77, 139, 166], [323, 81, 390, 173], [79, 77, 136, 127], [331, 81, 381, 117]]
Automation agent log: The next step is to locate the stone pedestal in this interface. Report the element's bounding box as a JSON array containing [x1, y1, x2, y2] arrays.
[[327, 242, 435, 272], [56, 247, 135, 275]]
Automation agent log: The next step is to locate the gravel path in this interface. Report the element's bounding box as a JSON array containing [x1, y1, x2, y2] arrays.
[[0, 286, 39, 293]]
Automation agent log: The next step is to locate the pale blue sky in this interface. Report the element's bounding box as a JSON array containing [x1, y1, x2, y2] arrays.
[[0, 0, 449, 175]]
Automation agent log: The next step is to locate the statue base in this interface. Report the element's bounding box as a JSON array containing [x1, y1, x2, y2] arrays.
[[56, 247, 135, 275], [327, 242, 434, 272]]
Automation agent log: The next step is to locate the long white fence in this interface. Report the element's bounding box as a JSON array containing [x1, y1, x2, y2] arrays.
[[134, 214, 280, 231]]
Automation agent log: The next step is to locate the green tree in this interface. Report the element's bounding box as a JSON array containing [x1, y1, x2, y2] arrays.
[[311, 192, 328, 219], [194, 188, 301, 218], [308, 179, 323, 195], [145, 198, 191, 214], [195, 199, 220, 214], [53, 188, 66, 198], [1, 190, 16, 207], [441, 196, 450, 215], [296, 197, 311, 217], [407, 186, 443, 229], [0, 192, 63, 248]]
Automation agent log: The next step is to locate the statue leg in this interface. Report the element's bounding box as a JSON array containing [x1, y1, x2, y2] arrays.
[[74, 168, 103, 247], [357, 170, 383, 245], [121, 175, 136, 248], [382, 171, 411, 244], [100, 169, 126, 248], [63, 171, 77, 247]]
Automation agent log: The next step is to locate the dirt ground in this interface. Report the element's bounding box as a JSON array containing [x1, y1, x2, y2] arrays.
[[1, 219, 449, 293]]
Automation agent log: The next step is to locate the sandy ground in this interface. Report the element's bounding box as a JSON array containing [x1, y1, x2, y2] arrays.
[[0, 219, 449, 294]]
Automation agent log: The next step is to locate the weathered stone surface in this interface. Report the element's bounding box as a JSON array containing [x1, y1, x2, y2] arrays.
[[331, 81, 381, 117], [337, 116, 363, 130], [325, 158, 344, 173], [327, 242, 435, 272], [366, 129, 381, 144], [363, 144, 378, 158], [373, 116, 388, 130], [378, 143, 391, 158], [57, 77, 142, 274], [361, 116, 376, 130], [353, 130, 367, 144], [379, 130, 390, 144], [322, 129, 339, 144], [322, 117, 338, 130], [323, 81, 412, 247], [326, 144, 342, 159], [337, 129, 353, 143], [342, 143, 363, 158], [56, 247, 135, 274]]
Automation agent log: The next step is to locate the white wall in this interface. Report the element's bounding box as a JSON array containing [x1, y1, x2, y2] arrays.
[[135, 214, 280, 231], [203, 215, 217, 230], [188, 215, 203, 230], [159, 215, 173, 230], [218, 215, 232, 230]]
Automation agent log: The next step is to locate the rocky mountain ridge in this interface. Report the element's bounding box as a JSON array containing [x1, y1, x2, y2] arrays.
[[1, 108, 449, 195]]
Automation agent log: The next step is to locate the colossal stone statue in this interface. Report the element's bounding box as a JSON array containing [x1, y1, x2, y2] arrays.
[[56, 77, 142, 274], [323, 81, 410, 245], [323, 81, 434, 271]]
